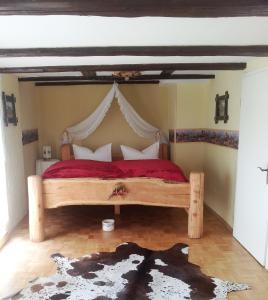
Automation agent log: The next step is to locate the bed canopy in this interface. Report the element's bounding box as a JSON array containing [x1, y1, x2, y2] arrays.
[[62, 83, 168, 144]]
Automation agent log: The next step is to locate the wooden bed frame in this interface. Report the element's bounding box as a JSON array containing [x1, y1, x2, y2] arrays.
[[28, 144, 204, 242]]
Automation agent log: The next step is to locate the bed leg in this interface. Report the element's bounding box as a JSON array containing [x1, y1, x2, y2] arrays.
[[188, 172, 204, 239], [28, 175, 45, 242], [114, 205, 121, 215]]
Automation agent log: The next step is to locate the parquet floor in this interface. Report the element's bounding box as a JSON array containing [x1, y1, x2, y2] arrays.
[[0, 205, 268, 299]]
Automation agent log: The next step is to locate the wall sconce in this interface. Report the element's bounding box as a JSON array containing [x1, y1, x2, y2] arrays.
[[214, 91, 229, 124]]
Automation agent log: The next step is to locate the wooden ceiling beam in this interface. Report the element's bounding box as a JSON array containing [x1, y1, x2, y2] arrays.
[[0, 1, 268, 17], [160, 70, 175, 77], [0, 63, 247, 74], [0, 46, 268, 57], [19, 74, 215, 82]]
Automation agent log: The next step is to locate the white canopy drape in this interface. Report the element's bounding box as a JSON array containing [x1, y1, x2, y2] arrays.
[[62, 83, 168, 144]]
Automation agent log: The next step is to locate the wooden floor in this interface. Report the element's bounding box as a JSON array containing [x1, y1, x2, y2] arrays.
[[0, 205, 268, 299]]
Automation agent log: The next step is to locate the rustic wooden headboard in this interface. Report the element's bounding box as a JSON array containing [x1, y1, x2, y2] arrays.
[[61, 143, 169, 161]]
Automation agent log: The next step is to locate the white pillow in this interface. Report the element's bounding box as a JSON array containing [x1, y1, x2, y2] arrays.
[[73, 144, 112, 162], [120, 142, 159, 160]]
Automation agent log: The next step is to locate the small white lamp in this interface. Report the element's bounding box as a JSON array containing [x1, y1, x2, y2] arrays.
[[42, 145, 52, 160]]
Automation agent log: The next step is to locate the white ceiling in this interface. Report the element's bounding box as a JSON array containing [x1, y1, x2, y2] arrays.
[[17, 70, 240, 78], [17, 72, 83, 77], [0, 16, 268, 48], [0, 16, 267, 76], [0, 56, 250, 68]]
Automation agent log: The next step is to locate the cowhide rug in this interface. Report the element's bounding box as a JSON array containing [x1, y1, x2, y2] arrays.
[[6, 242, 249, 300]]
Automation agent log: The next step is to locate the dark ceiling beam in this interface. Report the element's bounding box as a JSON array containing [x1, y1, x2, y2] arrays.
[[35, 81, 160, 86], [0, 63, 247, 74], [160, 70, 175, 77], [19, 74, 215, 82], [0, 1, 268, 17], [1, 46, 268, 57]]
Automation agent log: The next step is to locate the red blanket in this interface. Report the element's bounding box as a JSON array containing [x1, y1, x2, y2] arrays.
[[42, 159, 187, 182]]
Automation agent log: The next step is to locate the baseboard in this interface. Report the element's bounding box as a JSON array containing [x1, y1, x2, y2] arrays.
[[0, 231, 10, 249], [205, 204, 233, 233], [0, 216, 26, 250]]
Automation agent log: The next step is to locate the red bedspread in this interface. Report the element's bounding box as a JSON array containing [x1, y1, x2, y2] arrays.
[[42, 159, 187, 182]]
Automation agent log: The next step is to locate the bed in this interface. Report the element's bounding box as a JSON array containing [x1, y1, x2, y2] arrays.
[[28, 143, 204, 242]]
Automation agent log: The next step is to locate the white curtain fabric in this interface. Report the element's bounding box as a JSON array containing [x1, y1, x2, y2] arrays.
[[63, 83, 168, 144]]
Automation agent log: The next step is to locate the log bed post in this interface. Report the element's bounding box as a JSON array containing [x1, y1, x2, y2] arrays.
[[188, 172, 204, 238], [28, 175, 45, 242]]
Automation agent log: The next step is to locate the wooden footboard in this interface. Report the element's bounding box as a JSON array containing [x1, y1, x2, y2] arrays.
[[28, 173, 204, 242]]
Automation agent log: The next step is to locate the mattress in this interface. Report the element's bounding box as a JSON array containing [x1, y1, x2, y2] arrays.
[[42, 159, 187, 183]]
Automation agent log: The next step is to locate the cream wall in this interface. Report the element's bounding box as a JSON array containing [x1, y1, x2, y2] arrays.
[[171, 82, 210, 176], [246, 58, 268, 72], [37, 84, 177, 158], [204, 71, 243, 227], [170, 73, 243, 228], [205, 59, 268, 227], [19, 82, 40, 179], [0, 75, 27, 236]]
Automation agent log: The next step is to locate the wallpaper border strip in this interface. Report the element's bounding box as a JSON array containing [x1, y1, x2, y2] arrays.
[[169, 129, 239, 149]]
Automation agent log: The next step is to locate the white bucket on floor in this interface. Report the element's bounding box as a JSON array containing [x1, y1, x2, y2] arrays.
[[102, 219, 115, 231]]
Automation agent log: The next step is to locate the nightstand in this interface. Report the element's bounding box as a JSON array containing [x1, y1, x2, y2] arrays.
[[36, 159, 60, 176]]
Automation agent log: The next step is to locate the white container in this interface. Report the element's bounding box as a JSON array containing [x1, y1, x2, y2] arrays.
[[102, 219, 115, 232], [42, 145, 52, 160]]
